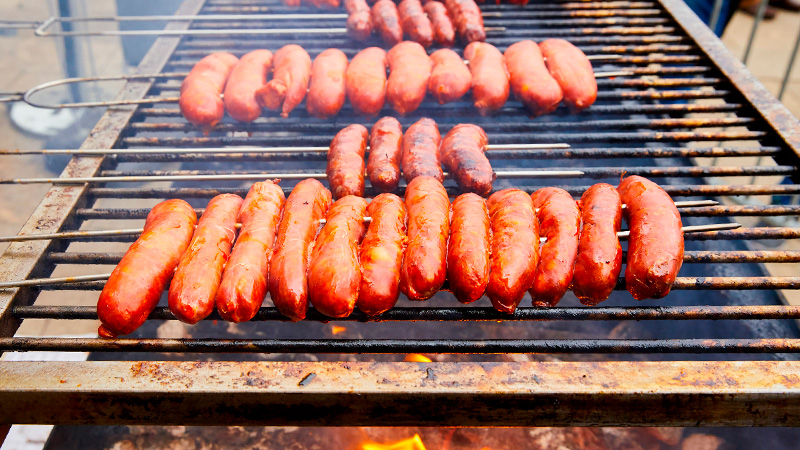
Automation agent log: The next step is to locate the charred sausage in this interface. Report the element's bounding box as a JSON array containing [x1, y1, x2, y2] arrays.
[[367, 116, 404, 193], [215, 181, 285, 323], [529, 187, 581, 307], [486, 189, 539, 313], [447, 193, 490, 303], [424, 1, 455, 47], [168, 194, 243, 324], [256, 45, 311, 118], [618, 175, 683, 300], [327, 124, 369, 199], [358, 193, 408, 315], [268, 179, 333, 321], [306, 49, 348, 119], [308, 196, 368, 318], [401, 117, 443, 183], [98, 200, 197, 338], [346, 0, 374, 41], [572, 183, 622, 305], [440, 123, 494, 196], [346, 47, 388, 116], [223, 50, 273, 123], [400, 176, 450, 301], [180, 52, 239, 129], [504, 40, 563, 117], [464, 42, 510, 115], [540, 39, 597, 113], [372, 0, 404, 46], [428, 48, 471, 104], [386, 41, 433, 115], [398, 0, 434, 47], [444, 0, 485, 43]]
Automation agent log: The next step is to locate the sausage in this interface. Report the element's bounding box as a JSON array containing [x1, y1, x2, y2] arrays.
[[346, 0, 374, 41], [398, 0, 434, 47], [327, 124, 369, 199], [180, 53, 239, 129], [540, 39, 597, 113], [283, 0, 300, 6], [529, 187, 581, 307], [444, 0, 485, 43], [346, 47, 388, 116], [572, 183, 622, 306], [268, 179, 333, 321], [386, 41, 433, 115], [401, 117, 443, 183], [447, 193, 490, 303], [618, 175, 684, 300], [504, 40, 563, 117], [255, 45, 311, 118], [306, 49, 348, 119], [486, 189, 539, 314], [400, 176, 450, 301], [367, 116, 404, 193], [168, 194, 243, 324], [372, 0, 404, 46], [428, 49, 471, 104], [308, 196, 368, 318], [97, 200, 197, 338], [358, 193, 408, 315], [440, 123, 494, 196], [310, 0, 340, 8], [464, 42, 510, 116], [215, 181, 285, 323], [223, 50, 273, 123], [424, 2, 455, 47]]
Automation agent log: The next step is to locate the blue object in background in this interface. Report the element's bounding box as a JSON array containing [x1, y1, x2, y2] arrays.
[[683, 0, 741, 36]]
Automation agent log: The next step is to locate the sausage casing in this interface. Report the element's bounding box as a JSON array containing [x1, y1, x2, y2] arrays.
[[400, 176, 450, 301], [367, 116, 404, 193], [398, 0, 434, 47], [180, 53, 239, 129], [98, 200, 197, 338], [306, 49, 348, 119], [504, 40, 563, 117], [372, 0, 404, 46], [346, 0, 373, 41], [440, 123, 494, 196], [327, 124, 369, 199], [223, 50, 273, 123], [386, 41, 433, 115], [447, 193, 490, 303], [401, 117, 443, 183], [428, 49, 471, 104], [346, 47, 388, 116], [444, 0, 485, 43], [256, 44, 311, 118], [464, 42, 510, 116], [424, 1, 455, 47], [168, 194, 243, 324], [540, 39, 597, 113]]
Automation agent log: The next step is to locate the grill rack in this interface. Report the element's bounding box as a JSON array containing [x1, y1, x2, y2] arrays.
[[2, 0, 800, 428]]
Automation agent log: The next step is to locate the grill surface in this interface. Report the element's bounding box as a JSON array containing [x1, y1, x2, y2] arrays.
[[2, 0, 800, 427]]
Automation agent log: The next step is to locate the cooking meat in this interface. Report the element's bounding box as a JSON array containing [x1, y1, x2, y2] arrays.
[[540, 38, 597, 113], [346, 47, 388, 116], [372, 0, 404, 46], [464, 42, 510, 115], [398, 0, 434, 47], [401, 117, 443, 182], [444, 0, 485, 43], [306, 49, 348, 119], [440, 123, 494, 196], [424, 1, 456, 47], [428, 48, 471, 104], [386, 41, 433, 115], [504, 40, 563, 117], [256, 44, 312, 118], [327, 124, 369, 199], [180, 52, 238, 129], [447, 193, 490, 303], [367, 116, 404, 193], [223, 49, 273, 123], [346, 0, 374, 41]]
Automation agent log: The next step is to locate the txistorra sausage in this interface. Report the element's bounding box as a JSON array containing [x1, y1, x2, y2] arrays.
[[180, 52, 239, 129], [447, 193, 490, 303], [223, 49, 273, 123]]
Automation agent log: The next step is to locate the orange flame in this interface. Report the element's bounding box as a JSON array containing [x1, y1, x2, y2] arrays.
[[331, 325, 347, 335], [361, 434, 427, 450], [403, 354, 432, 362]]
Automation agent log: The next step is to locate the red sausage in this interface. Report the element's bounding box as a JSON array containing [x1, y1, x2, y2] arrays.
[[346, 47, 388, 116], [486, 189, 539, 313], [308, 196, 368, 318], [346, 0, 374, 41], [400, 176, 450, 301], [180, 53, 239, 129], [444, 0, 485, 43], [464, 42, 510, 116], [367, 116, 404, 193], [447, 193, 490, 303], [401, 117, 443, 183], [256, 45, 311, 118], [358, 194, 407, 315], [311, 0, 340, 8], [618, 175, 684, 300], [97, 200, 197, 338], [215, 181, 285, 323], [398, 0, 434, 47], [223, 50, 273, 123], [572, 183, 622, 305], [306, 49, 348, 119], [372, 0, 404, 46], [504, 40, 563, 117], [327, 124, 369, 199], [268, 179, 333, 321], [529, 187, 581, 307], [540, 39, 597, 113], [168, 194, 243, 324], [424, 2, 456, 47], [386, 41, 433, 115], [440, 123, 494, 196], [428, 49, 471, 104]]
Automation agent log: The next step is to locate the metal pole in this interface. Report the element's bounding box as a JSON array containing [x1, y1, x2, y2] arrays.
[[743, 0, 770, 65], [708, 0, 725, 34], [779, 26, 800, 100]]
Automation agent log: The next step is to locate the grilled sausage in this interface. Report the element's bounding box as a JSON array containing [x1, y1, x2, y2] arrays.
[[400, 176, 450, 301], [398, 0, 434, 47], [572, 183, 622, 306], [401, 117, 443, 182], [308, 196, 368, 318], [367, 116, 404, 193], [97, 200, 197, 338], [168, 194, 243, 324], [327, 124, 369, 199], [444, 0, 485, 43], [447, 193, 490, 303], [428, 48, 471, 104], [346, 47, 388, 116], [424, 2, 455, 47], [540, 39, 597, 113], [486, 189, 539, 314], [346, 0, 374, 41], [529, 187, 580, 307], [180, 52, 239, 129], [268, 179, 333, 321], [256, 45, 311, 118], [504, 40, 563, 117], [372, 0, 404, 46], [358, 193, 408, 315], [440, 123, 494, 196], [223, 50, 273, 123], [386, 41, 433, 115], [618, 175, 684, 300], [464, 42, 510, 115], [215, 181, 285, 323], [310, 0, 340, 8], [306, 49, 348, 119]]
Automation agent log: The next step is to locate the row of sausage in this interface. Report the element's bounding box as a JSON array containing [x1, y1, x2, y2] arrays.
[[96, 175, 684, 338]]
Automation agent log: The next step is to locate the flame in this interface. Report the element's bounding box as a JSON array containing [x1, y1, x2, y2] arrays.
[[361, 434, 427, 450], [403, 354, 432, 362], [331, 325, 347, 335]]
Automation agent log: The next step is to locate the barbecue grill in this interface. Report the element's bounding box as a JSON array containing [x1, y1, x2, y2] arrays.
[[2, 0, 800, 432]]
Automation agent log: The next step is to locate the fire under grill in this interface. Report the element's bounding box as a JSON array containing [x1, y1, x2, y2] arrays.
[[2, 0, 800, 429]]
